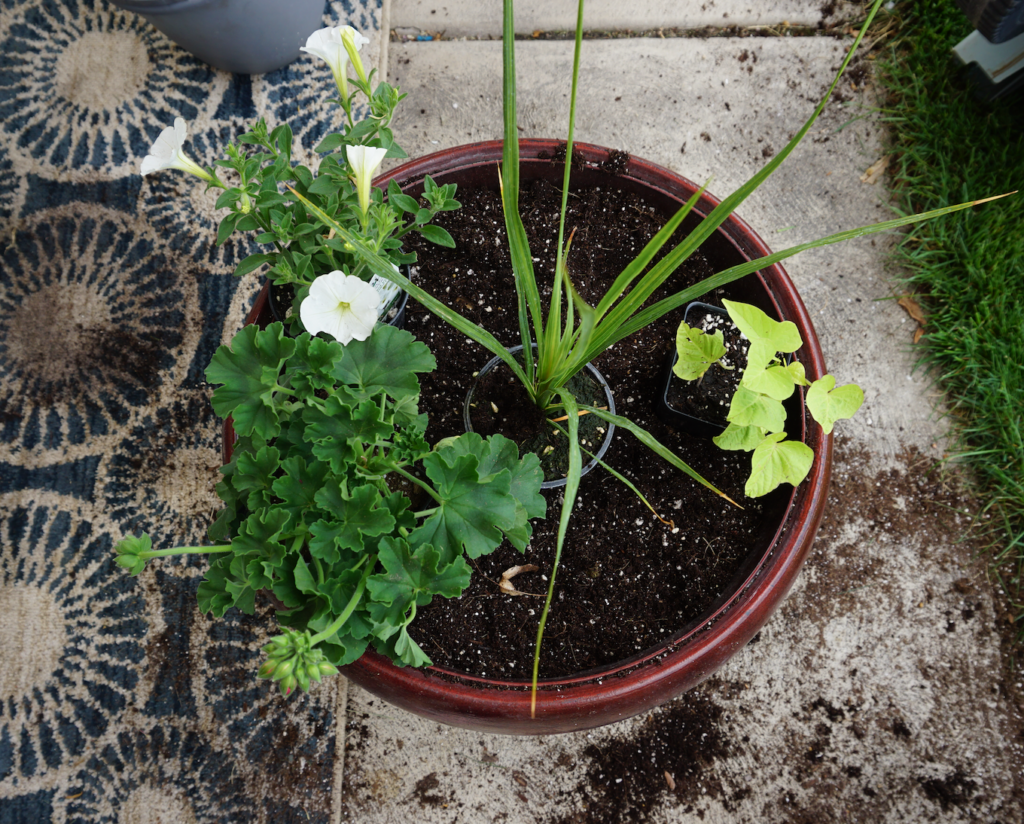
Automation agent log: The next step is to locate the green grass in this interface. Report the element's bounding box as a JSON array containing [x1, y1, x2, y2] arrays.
[[877, 2, 1024, 623]]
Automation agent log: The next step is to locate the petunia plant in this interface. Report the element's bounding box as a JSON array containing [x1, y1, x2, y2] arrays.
[[116, 322, 545, 694], [139, 24, 461, 329]]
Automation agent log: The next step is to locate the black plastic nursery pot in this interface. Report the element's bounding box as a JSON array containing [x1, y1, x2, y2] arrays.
[[657, 301, 801, 439]]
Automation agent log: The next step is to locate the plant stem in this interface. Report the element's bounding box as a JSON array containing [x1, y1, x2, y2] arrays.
[[308, 563, 372, 646], [389, 465, 443, 504], [143, 545, 232, 559]]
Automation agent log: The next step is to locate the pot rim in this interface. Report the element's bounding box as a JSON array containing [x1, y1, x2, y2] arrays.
[[227, 139, 833, 734]]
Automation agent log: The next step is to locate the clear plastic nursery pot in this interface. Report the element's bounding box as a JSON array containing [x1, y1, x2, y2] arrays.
[[463, 344, 617, 490], [223, 140, 833, 736]]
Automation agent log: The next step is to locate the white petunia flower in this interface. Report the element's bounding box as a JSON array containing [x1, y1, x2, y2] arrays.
[[140, 117, 218, 183], [300, 271, 381, 344], [346, 144, 388, 218], [301, 26, 369, 100]]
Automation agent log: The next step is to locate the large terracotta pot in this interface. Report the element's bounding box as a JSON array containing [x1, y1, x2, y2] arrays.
[[227, 139, 832, 735]]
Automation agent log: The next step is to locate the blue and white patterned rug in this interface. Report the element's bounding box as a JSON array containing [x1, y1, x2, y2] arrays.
[[0, 1, 382, 821]]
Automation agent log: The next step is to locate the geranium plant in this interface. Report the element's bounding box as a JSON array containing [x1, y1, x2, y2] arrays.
[[116, 321, 545, 694], [118, 25, 547, 695], [287, 0, 1010, 711]]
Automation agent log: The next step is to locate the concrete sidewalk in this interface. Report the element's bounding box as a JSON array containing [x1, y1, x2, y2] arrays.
[[337, 2, 1024, 822]]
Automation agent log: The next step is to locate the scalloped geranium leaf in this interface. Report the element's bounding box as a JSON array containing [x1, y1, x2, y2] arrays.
[[745, 432, 815, 498], [198, 555, 254, 617], [723, 299, 803, 354], [331, 325, 436, 402], [206, 323, 296, 438], [392, 627, 433, 667], [304, 395, 395, 449], [411, 449, 516, 563], [284, 334, 344, 397], [366, 538, 472, 645], [713, 422, 767, 452], [272, 455, 331, 525], [673, 323, 727, 381], [433, 433, 546, 551], [727, 386, 787, 433], [806, 375, 865, 434], [742, 360, 808, 401], [310, 483, 395, 560], [233, 445, 281, 510]]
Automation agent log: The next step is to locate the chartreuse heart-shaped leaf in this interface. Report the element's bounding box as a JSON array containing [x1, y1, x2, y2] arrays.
[[742, 359, 808, 401], [206, 323, 296, 438], [745, 432, 815, 497], [727, 386, 787, 433], [411, 449, 517, 564], [713, 422, 767, 452], [806, 375, 865, 434], [723, 299, 803, 354], [673, 323, 727, 381], [331, 324, 435, 402]]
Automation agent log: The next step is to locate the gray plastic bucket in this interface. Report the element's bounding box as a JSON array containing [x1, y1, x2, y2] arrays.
[[110, 0, 326, 74]]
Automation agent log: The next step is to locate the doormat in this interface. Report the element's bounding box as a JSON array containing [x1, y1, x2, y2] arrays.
[[0, 1, 382, 821]]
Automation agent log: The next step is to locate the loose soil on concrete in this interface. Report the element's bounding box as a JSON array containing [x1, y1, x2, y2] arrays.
[[340, 441, 1024, 822]]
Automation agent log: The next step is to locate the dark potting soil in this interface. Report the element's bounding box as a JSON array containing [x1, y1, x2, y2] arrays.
[[401, 173, 781, 680]]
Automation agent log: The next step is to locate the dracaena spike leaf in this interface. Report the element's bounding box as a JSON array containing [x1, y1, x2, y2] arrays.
[[331, 325, 436, 402], [806, 375, 865, 434], [745, 432, 815, 498], [673, 324, 727, 381]]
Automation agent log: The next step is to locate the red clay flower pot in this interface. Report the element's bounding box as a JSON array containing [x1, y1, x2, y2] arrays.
[[224, 140, 832, 735]]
